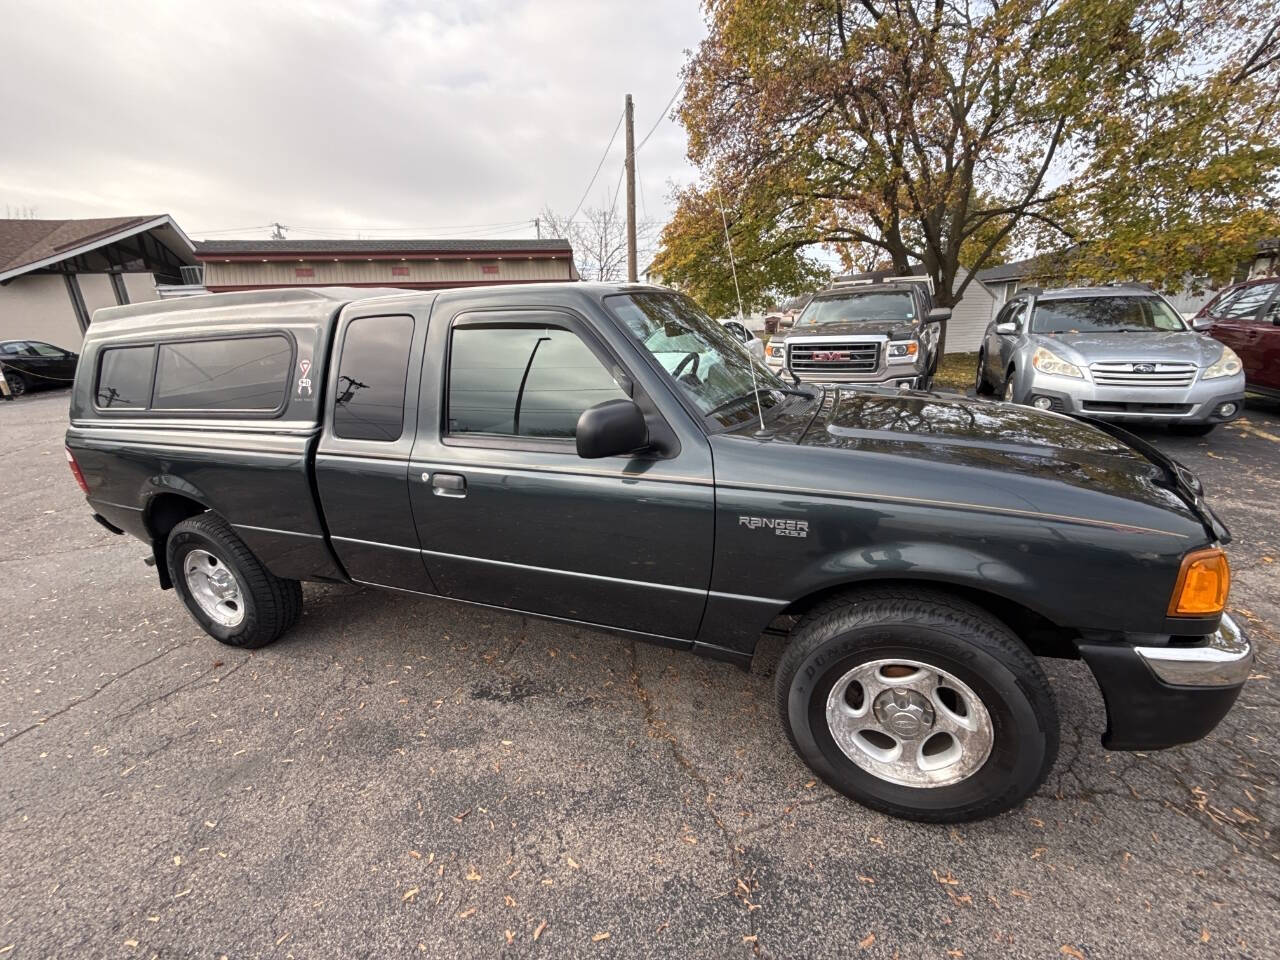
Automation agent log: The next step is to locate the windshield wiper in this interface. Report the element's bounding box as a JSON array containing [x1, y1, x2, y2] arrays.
[[704, 385, 817, 420]]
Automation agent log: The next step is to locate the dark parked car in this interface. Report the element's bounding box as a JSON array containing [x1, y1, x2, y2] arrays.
[[65, 284, 1250, 822], [1193, 276, 1280, 399], [0, 339, 79, 397]]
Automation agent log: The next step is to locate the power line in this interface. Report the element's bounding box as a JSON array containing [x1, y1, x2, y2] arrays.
[[566, 109, 626, 226], [635, 78, 686, 155]]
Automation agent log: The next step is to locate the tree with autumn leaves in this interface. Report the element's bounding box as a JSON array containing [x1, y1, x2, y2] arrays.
[[653, 0, 1280, 316]]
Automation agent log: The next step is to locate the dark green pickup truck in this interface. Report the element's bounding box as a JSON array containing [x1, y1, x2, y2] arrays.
[[64, 283, 1250, 822]]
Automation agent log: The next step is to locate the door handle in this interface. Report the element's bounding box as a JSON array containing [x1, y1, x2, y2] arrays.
[[428, 472, 466, 498]]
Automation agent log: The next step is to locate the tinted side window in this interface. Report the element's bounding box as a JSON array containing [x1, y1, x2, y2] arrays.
[[153, 336, 292, 411], [448, 325, 627, 439], [334, 315, 414, 441], [96, 345, 155, 409]]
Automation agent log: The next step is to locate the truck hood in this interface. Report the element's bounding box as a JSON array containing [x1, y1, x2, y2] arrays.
[[774, 387, 1210, 534], [1031, 330, 1222, 367], [784, 319, 917, 341]]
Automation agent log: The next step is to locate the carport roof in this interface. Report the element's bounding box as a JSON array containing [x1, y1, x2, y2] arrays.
[[0, 215, 196, 282]]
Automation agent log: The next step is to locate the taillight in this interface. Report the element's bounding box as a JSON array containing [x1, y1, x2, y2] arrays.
[[1168, 547, 1230, 617], [65, 446, 90, 495]]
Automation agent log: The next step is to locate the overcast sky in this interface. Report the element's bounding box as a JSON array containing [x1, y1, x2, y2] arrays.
[[0, 0, 705, 242]]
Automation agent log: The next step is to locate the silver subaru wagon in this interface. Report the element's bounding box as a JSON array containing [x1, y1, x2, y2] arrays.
[[976, 285, 1246, 436]]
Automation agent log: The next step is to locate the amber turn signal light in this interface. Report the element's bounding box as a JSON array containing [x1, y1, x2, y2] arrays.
[[1168, 547, 1230, 617]]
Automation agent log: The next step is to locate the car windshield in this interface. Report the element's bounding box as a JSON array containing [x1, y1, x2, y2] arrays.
[[798, 291, 915, 326], [1031, 296, 1187, 334], [607, 292, 800, 428]]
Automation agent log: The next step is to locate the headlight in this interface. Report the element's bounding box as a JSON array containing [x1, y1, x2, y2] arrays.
[[765, 342, 785, 359], [887, 341, 919, 363], [1031, 345, 1083, 379], [1202, 346, 1241, 379]]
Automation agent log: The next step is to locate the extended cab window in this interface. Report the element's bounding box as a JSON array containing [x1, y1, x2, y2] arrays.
[[96, 345, 155, 408], [334, 315, 415, 442], [447, 324, 626, 439], [153, 336, 292, 411]]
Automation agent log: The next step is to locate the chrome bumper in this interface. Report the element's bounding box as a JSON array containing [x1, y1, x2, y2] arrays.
[[1134, 614, 1253, 687]]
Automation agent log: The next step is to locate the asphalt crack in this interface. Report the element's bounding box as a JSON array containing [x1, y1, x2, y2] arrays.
[[0, 639, 199, 748]]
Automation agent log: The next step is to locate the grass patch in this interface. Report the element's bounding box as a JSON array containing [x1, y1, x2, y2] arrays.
[[934, 351, 978, 391]]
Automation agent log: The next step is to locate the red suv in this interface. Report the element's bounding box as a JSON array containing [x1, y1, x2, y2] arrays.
[[1194, 276, 1280, 398]]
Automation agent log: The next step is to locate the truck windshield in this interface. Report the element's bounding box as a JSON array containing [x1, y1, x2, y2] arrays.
[[607, 292, 798, 426], [1031, 296, 1187, 334], [798, 291, 915, 326]]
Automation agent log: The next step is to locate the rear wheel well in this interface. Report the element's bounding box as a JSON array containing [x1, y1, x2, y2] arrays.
[[776, 579, 1079, 659], [145, 494, 208, 589]]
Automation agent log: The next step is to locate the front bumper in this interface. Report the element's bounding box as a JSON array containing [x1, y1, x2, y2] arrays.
[[765, 356, 925, 387], [1015, 370, 1245, 425], [1075, 614, 1252, 750]]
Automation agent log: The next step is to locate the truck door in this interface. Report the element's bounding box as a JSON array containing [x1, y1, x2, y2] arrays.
[[315, 302, 436, 593], [406, 303, 714, 642]]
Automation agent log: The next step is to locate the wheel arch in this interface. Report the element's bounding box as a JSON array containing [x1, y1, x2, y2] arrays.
[[777, 576, 1080, 659], [143, 488, 210, 589]]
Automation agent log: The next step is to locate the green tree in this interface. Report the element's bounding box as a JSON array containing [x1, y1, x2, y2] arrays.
[[653, 0, 1280, 313]]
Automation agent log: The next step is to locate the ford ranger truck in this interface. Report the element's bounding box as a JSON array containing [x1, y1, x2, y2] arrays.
[[764, 277, 948, 388], [65, 284, 1251, 823]]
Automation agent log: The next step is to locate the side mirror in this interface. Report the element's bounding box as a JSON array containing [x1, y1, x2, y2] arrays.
[[995, 322, 1018, 335], [576, 399, 648, 459], [927, 307, 952, 322], [1190, 315, 1212, 331]]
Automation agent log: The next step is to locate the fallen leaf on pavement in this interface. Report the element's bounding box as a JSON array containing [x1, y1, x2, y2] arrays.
[[401, 887, 419, 902], [933, 869, 959, 885], [592, 932, 610, 942], [533, 920, 548, 941], [458, 907, 476, 919], [859, 932, 876, 949], [1061, 946, 1085, 959]]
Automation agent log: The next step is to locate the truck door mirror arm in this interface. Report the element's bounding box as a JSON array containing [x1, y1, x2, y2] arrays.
[[995, 322, 1018, 336]]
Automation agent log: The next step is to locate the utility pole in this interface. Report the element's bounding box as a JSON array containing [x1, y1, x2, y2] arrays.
[[624, 93, 637, 282], [533, 217, 541, 240]]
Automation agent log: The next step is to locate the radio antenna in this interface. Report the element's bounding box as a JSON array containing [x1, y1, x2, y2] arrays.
[[717, 186, 766, 435]]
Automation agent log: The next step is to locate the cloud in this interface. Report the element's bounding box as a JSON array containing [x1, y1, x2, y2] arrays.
[[0, 0, 703, 239]]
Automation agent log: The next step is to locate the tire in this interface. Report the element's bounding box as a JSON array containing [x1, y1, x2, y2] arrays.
[[975, 353, 995, 396], [1170, 423, 1215, 437], [4, 370, 27, 398], [166, 512, 303, 648], [1002, 368, 1018, 403], [776, 586, 1058, 822]]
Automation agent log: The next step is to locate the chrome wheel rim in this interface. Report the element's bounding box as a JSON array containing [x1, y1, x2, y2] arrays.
[[1002, 376, 1014, 402], [824, 658, 994, 788], [183, 549, 245, 627]]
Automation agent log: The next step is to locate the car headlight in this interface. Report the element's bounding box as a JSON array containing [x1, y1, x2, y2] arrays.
[[1202, 345, 1242, 379], [887, 341, 919, 363], [1031, 345, 1083, 379], [765, 342, 786, 359]]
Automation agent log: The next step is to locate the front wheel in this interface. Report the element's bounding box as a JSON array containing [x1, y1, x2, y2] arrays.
[[975, 353, 995, 396], [166, 512, 302, 648], [4, 370, 27, 398], [1001, 369, 1018, 403], [776, 587, 1058, 822]]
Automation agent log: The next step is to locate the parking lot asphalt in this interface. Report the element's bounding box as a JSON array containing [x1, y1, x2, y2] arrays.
[[2, 389, 1278, 960]]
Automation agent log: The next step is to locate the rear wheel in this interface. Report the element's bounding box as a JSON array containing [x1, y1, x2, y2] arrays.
[[1170, 423, 1215, 437], [776, 586, 1058, 822], [4, 370, 27, 398], [166, 512, 302, 648], [975, 353, 995, 396]]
